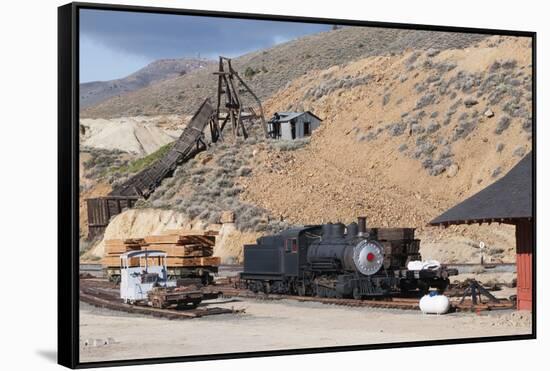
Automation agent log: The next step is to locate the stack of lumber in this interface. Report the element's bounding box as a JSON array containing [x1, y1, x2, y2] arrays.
[[143, 232, 220, 267], [160, 228, 218, 236], [101, 238, 144, 267], [101, 232, 220, 268]]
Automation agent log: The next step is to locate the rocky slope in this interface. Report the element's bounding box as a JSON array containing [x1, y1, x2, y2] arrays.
[[80, 58, 212, 109], [81, 27, 487, 119], [239, 35, 531, 263]]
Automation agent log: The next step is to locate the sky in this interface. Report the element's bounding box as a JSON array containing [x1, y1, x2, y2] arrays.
[[79, 9, 330, 83]]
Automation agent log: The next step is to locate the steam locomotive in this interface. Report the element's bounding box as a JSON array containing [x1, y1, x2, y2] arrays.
[[240, 217, 457, 298]]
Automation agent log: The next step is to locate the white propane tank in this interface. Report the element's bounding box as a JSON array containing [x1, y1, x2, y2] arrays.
[[419, 293, 451, 314]]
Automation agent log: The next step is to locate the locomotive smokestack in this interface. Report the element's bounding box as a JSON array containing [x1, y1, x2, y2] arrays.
[[322, 223, 333, 239], [357, 217, 367, 236], [346, 222, 358, 239], [332, 223, 346, 239]]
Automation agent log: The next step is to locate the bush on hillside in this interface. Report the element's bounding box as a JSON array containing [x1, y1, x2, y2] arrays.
[[495, 116, 511, 135], [271, 138, 310, 151], [415, 93, 436, 109]]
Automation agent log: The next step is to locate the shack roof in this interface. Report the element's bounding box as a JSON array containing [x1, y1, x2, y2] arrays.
[[273, 111, 323, 123], [430, 152, 533, 226]]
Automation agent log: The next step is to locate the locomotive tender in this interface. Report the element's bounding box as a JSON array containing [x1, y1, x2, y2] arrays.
[[240, 217, 456, 299]]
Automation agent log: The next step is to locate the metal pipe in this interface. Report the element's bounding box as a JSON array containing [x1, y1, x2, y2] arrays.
[[357, 217, 367, 236], [346, 222, 358, 239], [322, 223, 333, 238]]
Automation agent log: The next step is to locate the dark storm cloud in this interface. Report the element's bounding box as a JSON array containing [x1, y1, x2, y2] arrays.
[[80, 9, 330, 59]]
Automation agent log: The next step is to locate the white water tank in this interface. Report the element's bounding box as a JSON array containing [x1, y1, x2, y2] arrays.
[[419, 294, 451, 314]]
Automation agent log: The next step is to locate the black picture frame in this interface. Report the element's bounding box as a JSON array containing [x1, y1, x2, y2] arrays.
[[58, 2, 536, 368]]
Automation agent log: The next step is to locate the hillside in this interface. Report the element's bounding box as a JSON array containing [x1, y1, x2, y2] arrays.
[[80, 27, 487, 118], [80, 32, 532, 265], [243, 35, 531, 223], [80, 58, 212, 109], [238, 35, 531, 263]]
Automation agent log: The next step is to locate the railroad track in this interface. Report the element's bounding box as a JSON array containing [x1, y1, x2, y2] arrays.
[[79, 279, 240, 320], [220, 288, 420, 310], [79, 279, 515, 316], [219, 286, 514, 312]]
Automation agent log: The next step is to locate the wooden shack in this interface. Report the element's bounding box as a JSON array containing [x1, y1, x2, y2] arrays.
[[267, 111, 322, 140], [430, 152, 534, 310]]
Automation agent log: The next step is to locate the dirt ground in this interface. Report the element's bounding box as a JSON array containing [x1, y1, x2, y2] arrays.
[[79, 296, 531, 363]]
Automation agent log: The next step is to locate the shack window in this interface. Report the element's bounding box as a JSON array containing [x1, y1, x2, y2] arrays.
[[286, 238, 298, 253], [303, 121, 311, 136]]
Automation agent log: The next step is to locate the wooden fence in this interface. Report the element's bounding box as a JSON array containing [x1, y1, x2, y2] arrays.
[[86, 196, 139, 238]]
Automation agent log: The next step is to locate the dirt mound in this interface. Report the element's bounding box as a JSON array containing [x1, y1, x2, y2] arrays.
[[81, 27, 486, 119], [80, 115, 186, 155], [84, 208, 195, 259], [214, 222, 262, 263]]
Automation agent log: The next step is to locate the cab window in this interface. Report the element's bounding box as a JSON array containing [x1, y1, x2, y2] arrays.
[[285, 238, 298, 253]]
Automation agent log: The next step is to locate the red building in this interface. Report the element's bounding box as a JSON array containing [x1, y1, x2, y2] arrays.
[[430, 153, 533, 311]]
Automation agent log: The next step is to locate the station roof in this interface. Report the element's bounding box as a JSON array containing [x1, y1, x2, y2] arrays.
[[430, 152, 533, 226]]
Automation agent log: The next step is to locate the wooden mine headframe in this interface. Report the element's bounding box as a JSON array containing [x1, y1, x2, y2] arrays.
[[210, 56, 267, 141], [85, 58, 268, 238]]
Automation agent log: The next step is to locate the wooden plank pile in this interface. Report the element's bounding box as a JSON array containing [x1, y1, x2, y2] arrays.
[[102, 239, 143, 267], [101, 231, 220, 268], [143, 231, 219, 267]]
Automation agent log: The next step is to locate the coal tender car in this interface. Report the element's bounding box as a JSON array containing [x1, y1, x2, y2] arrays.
[[240, 217, 457, 299]]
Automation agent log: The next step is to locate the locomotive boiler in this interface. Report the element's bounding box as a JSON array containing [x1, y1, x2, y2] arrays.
[[240, 217, 456, 299]]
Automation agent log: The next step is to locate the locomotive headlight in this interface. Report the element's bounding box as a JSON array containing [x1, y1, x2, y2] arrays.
[[353, 240, 384, 275]]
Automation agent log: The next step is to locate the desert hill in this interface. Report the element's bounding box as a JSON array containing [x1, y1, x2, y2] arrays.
[[243, 35, 531, 225], [239, 35, 531, 263], [80, 32, 532, 265], [80, 58, 212, 109], [80, 27, 487, 119]]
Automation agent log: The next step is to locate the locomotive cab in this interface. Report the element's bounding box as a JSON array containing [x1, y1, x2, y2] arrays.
[[240, 226, 322, 294]]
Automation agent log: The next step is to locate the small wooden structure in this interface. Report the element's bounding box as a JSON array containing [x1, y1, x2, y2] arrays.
[[430, 152, 533, 311], [86, 196, 138, 238], [212, 56, 267, 140], [267, 111, 322, 140]]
